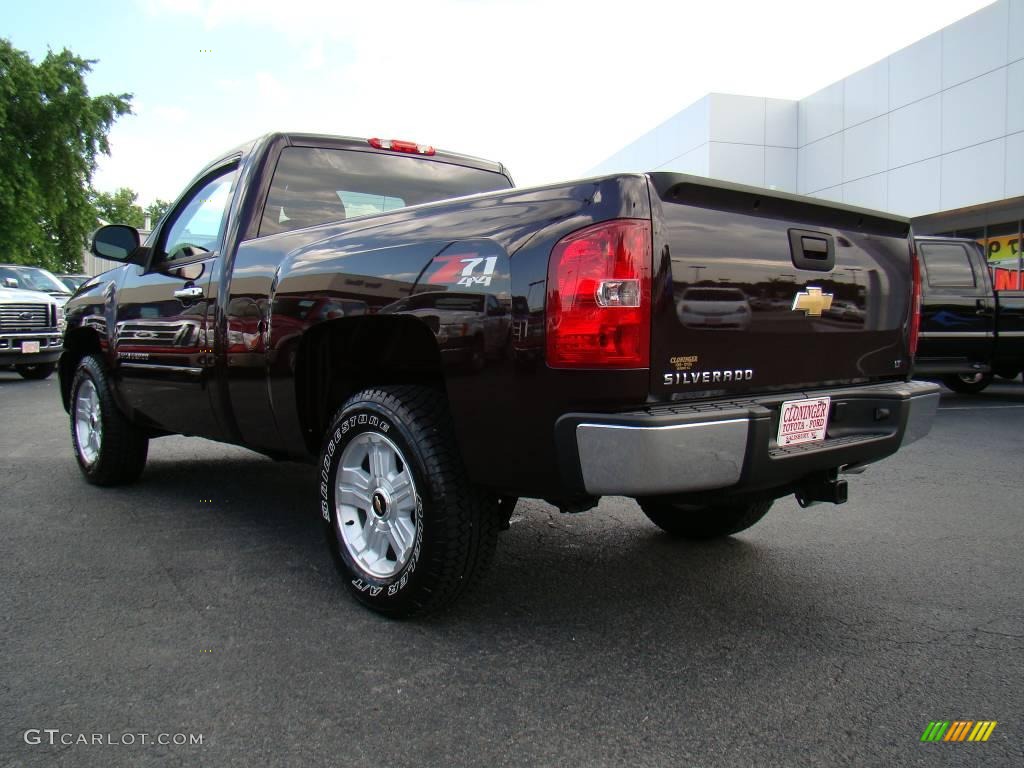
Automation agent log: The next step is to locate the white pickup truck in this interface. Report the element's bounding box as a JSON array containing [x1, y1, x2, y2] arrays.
[[0, 284, 64, 379]]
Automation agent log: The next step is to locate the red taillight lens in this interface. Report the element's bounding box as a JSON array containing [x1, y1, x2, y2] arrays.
[[909, 242, 922, 357], [368, 137, 436, 156], [546, 219, 652, 368]]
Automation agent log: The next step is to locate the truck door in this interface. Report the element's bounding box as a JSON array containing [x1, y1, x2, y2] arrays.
[[112, 163, 239, 437], [916, 240, 995, 373]]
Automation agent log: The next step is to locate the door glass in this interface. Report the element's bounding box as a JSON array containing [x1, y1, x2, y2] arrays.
[[162, 169, 238, 262], [920, 243, 976, 288]]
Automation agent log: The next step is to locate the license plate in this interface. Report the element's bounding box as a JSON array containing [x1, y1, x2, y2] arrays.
[[21, 341, 40, 354], [777, 397, 831, 447]]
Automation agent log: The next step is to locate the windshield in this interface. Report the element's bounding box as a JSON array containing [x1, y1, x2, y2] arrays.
[[0, 265, 71, 294]]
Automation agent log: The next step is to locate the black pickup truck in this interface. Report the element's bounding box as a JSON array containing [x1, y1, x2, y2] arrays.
[[914, 235, 1024, 393], [60, 133, 939, 616]]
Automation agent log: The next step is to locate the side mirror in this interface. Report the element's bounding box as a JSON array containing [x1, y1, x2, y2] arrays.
[[2, 277, 18, 288], [91, 224, 141, 262]]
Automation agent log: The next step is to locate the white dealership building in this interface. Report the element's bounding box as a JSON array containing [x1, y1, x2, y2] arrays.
[[590, 0, 1023, 285]]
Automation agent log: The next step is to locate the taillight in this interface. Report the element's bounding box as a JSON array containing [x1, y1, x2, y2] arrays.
[[368, 137, 436, 156], [909, 241, 922, 357], [546, 219, 652, 368]]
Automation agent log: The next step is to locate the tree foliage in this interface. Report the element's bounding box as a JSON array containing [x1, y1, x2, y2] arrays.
[[93, 189, 172, 231], [0, 39, 131, 272], [93, 187, 145, 229], [144, 198, 172, 228]]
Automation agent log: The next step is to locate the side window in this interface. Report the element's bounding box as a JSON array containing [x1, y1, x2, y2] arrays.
[[160, 168, 238, 263], [920, 244, 977, 288]]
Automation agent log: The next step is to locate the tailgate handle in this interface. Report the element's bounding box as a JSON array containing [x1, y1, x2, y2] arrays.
[[789, 229, 835, 272]]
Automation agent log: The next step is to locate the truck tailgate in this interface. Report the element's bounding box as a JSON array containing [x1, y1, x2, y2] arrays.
[[648, 173, 914, 401]]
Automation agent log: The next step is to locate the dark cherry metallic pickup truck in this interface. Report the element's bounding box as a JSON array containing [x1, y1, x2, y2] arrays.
[[60, 133, 940, 616]]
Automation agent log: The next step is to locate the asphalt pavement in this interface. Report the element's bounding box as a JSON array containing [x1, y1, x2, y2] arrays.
[[1, 370, 1022, 767]]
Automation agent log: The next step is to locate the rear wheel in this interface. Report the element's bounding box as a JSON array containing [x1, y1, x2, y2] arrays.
[[320, 385, 500, 618], [638, 498, 773, 540], [70, 355, 149, 485], [942, 372, 993, 394], [15, 362, 56, 380]]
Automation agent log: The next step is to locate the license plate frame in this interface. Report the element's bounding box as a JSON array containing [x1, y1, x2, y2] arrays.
[[21, 341, 40, 354], [777, 396, 831, 447]]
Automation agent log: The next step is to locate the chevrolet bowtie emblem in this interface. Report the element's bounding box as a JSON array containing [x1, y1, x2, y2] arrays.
[[792, 286, 833, 316]]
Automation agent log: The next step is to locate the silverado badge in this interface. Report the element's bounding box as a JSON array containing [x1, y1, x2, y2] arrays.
[[792, 286, 833, 317]]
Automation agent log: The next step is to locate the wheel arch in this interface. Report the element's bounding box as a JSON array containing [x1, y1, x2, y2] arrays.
[[291, 315, 448, 455], [59, 327, 103, 412]]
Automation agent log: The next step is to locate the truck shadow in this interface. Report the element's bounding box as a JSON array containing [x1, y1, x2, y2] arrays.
[[115, 451, 863, 649]]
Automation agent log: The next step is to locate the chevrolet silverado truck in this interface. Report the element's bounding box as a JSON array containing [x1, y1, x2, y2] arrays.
[[913, 235, 1024, 393], [60, 132, 940, 617], [1, 284, 64, 379]]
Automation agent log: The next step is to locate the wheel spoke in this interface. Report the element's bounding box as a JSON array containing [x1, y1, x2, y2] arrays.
[[340, 489, 369, 510], [368, 440, 395, 480], [390, 473, 414, 508], [387, 519, 413, 562], [362, 525, 387, 563], [341, 466, 372, 491]]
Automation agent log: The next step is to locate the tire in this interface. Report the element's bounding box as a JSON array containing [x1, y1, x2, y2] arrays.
[[319, 385, 500, 618], [15, 362, 56, 380], [942, 372, 993, 394], [69, 355, 149, 486], [638, 498, 773, 540]]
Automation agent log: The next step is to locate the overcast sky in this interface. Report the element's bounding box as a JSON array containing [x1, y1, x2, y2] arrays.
[[7, 0, 993, 204]]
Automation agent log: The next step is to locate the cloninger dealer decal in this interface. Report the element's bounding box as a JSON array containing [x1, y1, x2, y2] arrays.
[[663, 354, 754, 386]]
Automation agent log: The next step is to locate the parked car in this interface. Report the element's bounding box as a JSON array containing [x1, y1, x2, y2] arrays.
[[913, 236, 1024, 393], [0, 284, 64, 379], [58, 274, 91, 292], [677, 286, 752, 330], [0, 264, 73, 304], [60, 132, 939, 617]]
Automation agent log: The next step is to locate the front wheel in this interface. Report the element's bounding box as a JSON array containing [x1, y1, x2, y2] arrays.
[[16, 362, 56, 380], [942, 372, 993, 394], [638, 498, 773, 540], [320, 385, 500, 618], [69, 355, 149, 485]]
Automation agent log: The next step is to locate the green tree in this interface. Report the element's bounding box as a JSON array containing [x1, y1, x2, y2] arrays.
[[93, 187, 145, 229], [144, 198, 172, 228], [0, 39, 131, 272]]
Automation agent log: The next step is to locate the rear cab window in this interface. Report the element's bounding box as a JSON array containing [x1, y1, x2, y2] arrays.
[[258, 147, 512, 237], [919, 243, 977, 288]]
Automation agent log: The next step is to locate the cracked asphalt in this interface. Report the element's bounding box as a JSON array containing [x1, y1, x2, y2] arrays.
[[1, 370, 1022, 767]]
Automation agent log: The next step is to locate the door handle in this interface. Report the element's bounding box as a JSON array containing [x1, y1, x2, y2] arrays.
[[174, 286, 204, 300]]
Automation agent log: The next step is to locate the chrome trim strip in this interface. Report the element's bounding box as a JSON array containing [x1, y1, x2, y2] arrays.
[[0, 332, 61, 339], [918, 331, 993, 338], [998, 331, 1024, 337], [575, 418, 749, 496], [119, 362, 202, 375]]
